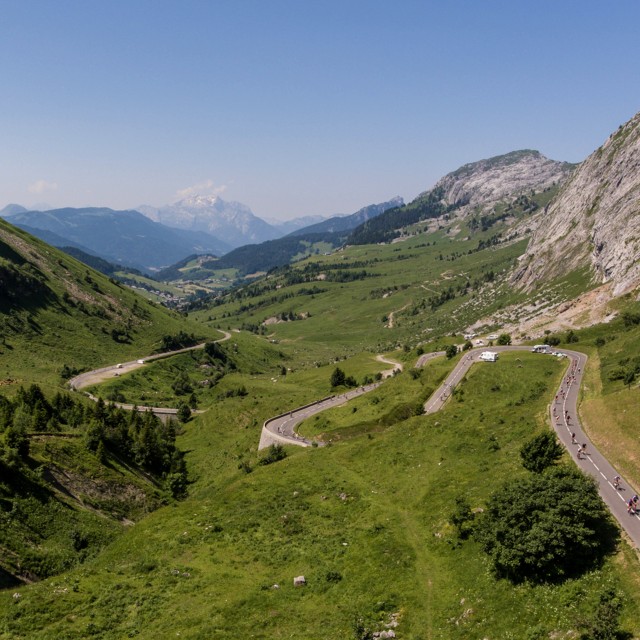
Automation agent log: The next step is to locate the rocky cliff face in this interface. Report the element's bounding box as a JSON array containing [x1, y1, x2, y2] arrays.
[[513, 112, 640, 296], [431, 150, 574, 209]]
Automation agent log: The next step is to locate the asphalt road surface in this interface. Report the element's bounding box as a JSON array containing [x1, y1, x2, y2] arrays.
[[68, 330, 231, 417], [261, 345, 640, 549]]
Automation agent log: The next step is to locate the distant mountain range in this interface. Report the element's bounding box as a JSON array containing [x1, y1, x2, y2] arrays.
[[191, 197, 405, 276], [0, 147, 592, 282], [0, 207, 231, 272], [137, 195, 282, 248], [0, 195, 403, 275], [286, 197, 404, 236]]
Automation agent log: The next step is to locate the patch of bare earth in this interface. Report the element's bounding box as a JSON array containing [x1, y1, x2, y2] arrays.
[[45, 465, 148, 519]]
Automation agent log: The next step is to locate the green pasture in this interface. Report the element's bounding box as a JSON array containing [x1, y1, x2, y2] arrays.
[[3, 348, 640, 638]]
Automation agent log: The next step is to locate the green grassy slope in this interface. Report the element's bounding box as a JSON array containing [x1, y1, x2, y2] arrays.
[[194, 229, 540, 363], [2, 210, 640, 638], [2, 351, 639, 638], [0, 220, 219, 589], [0, 218, 217, 393]]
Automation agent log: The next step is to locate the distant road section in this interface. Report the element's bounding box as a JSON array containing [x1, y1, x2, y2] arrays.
[[68, 330, 231, 417], [259, 353, 403, 450]]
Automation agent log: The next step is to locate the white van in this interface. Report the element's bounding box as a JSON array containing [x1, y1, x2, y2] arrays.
[[531, 345, 550, 353], [478, 351, 498, 362]]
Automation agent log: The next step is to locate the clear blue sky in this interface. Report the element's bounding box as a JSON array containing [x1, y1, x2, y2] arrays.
[[1, 0, 639, 220]]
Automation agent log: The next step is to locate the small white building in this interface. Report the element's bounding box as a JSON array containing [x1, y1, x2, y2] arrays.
[[478, 351, 499, 362]]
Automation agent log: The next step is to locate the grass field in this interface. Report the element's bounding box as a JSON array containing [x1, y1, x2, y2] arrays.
[[3, 349, 640, 638], [3, 210, 640, 638]]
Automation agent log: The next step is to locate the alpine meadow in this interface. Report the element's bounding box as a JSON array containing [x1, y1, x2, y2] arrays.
[[1, 4, 640, 636], [1, 110, 640, 638]]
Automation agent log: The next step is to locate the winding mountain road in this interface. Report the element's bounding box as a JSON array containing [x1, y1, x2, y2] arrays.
[[69, 330, 231, 417], [259, 355, 403, 450], [260, 345, 640, 548]]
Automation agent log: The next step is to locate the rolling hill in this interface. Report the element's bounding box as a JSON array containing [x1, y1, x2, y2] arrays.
[[0, 217, 214, 388], [0, 217, 223, 591]]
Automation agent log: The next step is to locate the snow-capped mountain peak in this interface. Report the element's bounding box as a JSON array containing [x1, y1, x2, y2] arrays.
[[138, 194, 281, 248]]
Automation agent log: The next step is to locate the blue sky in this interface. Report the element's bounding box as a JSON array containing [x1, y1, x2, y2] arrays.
[[1, 0, 639, 220]]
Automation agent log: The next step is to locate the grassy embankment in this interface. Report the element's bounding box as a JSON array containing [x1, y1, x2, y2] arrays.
[[568, 299, 640, 494], [193, 214, 594, 367], [0, 219, 219, 588]]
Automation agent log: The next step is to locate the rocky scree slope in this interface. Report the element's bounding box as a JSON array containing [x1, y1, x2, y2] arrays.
[[513, 111, 640, 296]]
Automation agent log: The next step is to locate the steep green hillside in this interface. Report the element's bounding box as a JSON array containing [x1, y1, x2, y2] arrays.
[[0, 384, 187, 589], [0, 220, 221, 589], [194, 228, 529, 362], [0, 218, 215, 392]]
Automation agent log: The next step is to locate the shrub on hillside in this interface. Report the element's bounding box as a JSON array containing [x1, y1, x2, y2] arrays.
[[176, 401, 192, 423], [576, 587, 624, 640], [449, 495, 475, 539], [477, 466, 617, 583], [520, 431, 563, 473], [259, 443, 287, 466], [566, 329, 579, 343], [330, 367, 346, 387]]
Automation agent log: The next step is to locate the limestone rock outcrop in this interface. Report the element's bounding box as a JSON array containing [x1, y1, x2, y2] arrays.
[[431, 149, 574, 210], [513, 112, 640, 296]]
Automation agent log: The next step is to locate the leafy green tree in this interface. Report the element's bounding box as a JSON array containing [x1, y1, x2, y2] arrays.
[[171, 371, 193, 395], [204, 340, 228, 363], [344, 375, 358, 388], [621, 311, 640, 327], [84, 418, 104, 453], [176, 402, 192, 423], [477, 466, 616, 583], [520, 431, 563, 473], [5, 422, 29, 458], [623, 369, 635, 389], [445, 344, 458, 359], [259, 443, 287, 466], [95, 439, 107, 463], [330, 367, 346, 387], [497, 333, 512, 345], [566, 329, 579, 343]]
